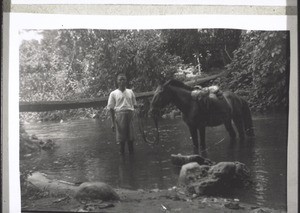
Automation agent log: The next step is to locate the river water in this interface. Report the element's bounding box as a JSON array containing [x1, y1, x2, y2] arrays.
[[23, 114, 287, 210]]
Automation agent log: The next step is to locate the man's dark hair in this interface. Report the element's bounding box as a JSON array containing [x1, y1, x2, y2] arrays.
[[115, 72, 127, 88], [116, 72, 127, 79]]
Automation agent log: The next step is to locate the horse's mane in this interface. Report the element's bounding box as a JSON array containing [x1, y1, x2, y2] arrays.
[[164, 79, 193, 91]]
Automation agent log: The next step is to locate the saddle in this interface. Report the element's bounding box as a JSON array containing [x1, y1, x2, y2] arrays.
[[191, 85, 233, 113], [191, 85, 222, 101]]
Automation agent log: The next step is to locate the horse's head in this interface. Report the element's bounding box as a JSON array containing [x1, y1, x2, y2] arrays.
[[149, 83, 172, 117]]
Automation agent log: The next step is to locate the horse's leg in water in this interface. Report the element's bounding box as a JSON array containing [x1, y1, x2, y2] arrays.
[[241, 101, 255, 137], [188, 126, 199, 154], [224, 119, 236, 139], [232, 116, 245, 140], [128, 140, 134, 154], [120, 140, 125, 154], [198, 126, 206, 150]]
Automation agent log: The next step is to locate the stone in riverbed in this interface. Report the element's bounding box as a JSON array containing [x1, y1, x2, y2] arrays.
[[178, 161, 250, 196], [178, 162, 210, 185], [75, 182, 120, 201], [208, 161, 250, 186]]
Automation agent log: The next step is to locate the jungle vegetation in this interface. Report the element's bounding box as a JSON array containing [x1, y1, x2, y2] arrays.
[[19, 29, 289, 121]]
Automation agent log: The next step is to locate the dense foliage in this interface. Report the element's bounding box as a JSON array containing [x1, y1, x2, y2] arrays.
[[19, 29, 290, 121], [19, 29, 183, 121], [161, 29, 241, 71], [218, 31, 290, 111], [20, 29, 182, 102]]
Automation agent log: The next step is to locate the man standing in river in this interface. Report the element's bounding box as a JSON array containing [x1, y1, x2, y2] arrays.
[[107, 73, 137, 154]]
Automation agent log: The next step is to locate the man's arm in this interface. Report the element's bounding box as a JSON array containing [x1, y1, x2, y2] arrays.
[[109, 108, 116, 132], [107, 92, 116, 132]]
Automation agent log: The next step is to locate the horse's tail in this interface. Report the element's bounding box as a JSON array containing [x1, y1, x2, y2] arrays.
[[241, 99, 255, 136]]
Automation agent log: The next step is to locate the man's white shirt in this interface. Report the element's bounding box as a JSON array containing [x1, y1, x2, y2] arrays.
[[107, 88, 137, 112]]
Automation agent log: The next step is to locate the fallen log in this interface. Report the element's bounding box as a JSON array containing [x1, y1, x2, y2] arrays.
[[19, 72, 227, 112], [19, 91, 154, 112]]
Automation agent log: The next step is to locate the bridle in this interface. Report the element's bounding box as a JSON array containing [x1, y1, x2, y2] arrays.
[[135, 85, 168, 145]]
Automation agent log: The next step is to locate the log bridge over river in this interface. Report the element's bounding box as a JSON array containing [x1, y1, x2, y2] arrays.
[[19, 71, 227, 112]]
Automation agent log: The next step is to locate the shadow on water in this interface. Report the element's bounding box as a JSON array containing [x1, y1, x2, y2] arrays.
[[22, 113, 287, 210]]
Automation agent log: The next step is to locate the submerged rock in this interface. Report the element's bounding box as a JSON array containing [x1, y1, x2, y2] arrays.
[[20, 132, 41, 155], [224, 200, 244, 210], [40, 139, 55, 150], [171, 154, 214, 166], [75, 182, 120, 201], [20, 126, 56, 156], [178, 161, 250, 196]]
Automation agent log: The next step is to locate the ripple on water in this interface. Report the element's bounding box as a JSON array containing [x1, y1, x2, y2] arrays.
[[22, 115, 287, 210]]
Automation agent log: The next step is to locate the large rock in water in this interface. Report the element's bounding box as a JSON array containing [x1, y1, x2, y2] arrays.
[[208, 161, 250, 184], [178, 162, 211, 185], [75, 182, 120, 201], [178, 161, 250, 195]]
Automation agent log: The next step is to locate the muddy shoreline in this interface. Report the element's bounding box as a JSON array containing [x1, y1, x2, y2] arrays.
[[21, 172, 286, 213]]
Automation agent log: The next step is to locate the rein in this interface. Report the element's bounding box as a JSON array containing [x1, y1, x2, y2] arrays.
[[135, 112, 160, 145]]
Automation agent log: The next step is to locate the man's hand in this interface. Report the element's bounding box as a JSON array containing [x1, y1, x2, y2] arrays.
[[109, 108, 116, 132], [111, 124, 115, 132], [134, 105, 141, 117], [134, 108, 140, 117]]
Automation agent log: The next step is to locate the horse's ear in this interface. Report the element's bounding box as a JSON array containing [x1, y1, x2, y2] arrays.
[[157, 78, 165, 86]]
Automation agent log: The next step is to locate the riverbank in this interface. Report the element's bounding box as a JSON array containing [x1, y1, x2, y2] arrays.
[[21, 172, 285, 213]]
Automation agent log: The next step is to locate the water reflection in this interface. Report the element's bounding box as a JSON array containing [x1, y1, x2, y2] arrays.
[[118, 155, 138, 189], [23, 114, 287, 210], [253, 150, 268, 205]]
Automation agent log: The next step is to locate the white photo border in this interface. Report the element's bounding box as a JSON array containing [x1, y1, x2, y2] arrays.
[[10, 0, 298, 6], [3, 13, 298, 213]]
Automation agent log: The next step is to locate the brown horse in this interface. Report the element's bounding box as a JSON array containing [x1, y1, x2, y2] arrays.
[[149, 79, 254, 154]]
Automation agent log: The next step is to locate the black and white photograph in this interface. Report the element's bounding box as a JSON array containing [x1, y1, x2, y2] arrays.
[[3, 13, 297, 213]]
